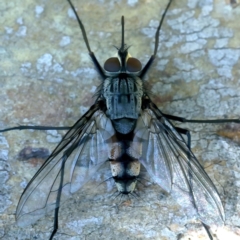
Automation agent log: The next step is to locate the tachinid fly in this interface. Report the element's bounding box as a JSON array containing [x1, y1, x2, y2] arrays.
[[1, 0, 240, 239]]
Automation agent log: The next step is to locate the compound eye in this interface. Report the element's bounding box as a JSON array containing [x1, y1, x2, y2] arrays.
[[126, 58, 142, 72], [104, 57, 121, 72]]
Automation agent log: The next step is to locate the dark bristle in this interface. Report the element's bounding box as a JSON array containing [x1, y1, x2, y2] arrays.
[[121, 16, 125, 51]]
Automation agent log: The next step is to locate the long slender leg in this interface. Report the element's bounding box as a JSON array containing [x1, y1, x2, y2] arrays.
[[0, 125, 71, 133], [175, 127, 191, 149], [67, 0, 105, 80], [164, 113, 240, 124], [49, 156, 66, 240], [3, 110, 236, 133], [175, 126, 213, 240], [202, 223, 214, 240], [140, 0, 173, 79]]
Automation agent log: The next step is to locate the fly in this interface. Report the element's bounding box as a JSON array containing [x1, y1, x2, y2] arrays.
[[1, 0, 240, 239]]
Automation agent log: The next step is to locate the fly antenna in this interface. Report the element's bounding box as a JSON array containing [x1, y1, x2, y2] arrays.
[[121, 16, 125, 51], [67, 0, 91, 53]]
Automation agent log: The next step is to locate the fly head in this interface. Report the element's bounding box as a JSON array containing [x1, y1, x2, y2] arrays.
[[103, 16, 142, 74]]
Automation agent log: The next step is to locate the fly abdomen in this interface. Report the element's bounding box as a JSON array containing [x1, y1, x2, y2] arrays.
[[109, 156, 140, 194], [103, 76, 143, 134]]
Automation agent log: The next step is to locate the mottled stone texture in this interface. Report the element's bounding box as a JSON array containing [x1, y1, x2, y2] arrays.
[[0, 0, 240, 239]]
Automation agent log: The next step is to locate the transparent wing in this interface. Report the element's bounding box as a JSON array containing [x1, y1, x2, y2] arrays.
[[16, 102, 116, 227], [130, 100, 224, 225]]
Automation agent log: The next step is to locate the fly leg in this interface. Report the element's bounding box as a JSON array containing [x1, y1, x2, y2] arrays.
[[163, 113, 240, 124], [139, 0, 173, 79], [0, 126, 71, 133], [175, 127, 191, 151], [175, 126, 214, 240], [49, 156, 66, 240], [67, 0, 106, 80], [0, 101, 104, 133]]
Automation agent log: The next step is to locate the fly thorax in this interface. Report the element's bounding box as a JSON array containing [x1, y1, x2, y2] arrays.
[[109, 158, 140, 194], [103, 76, 143, 134]]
